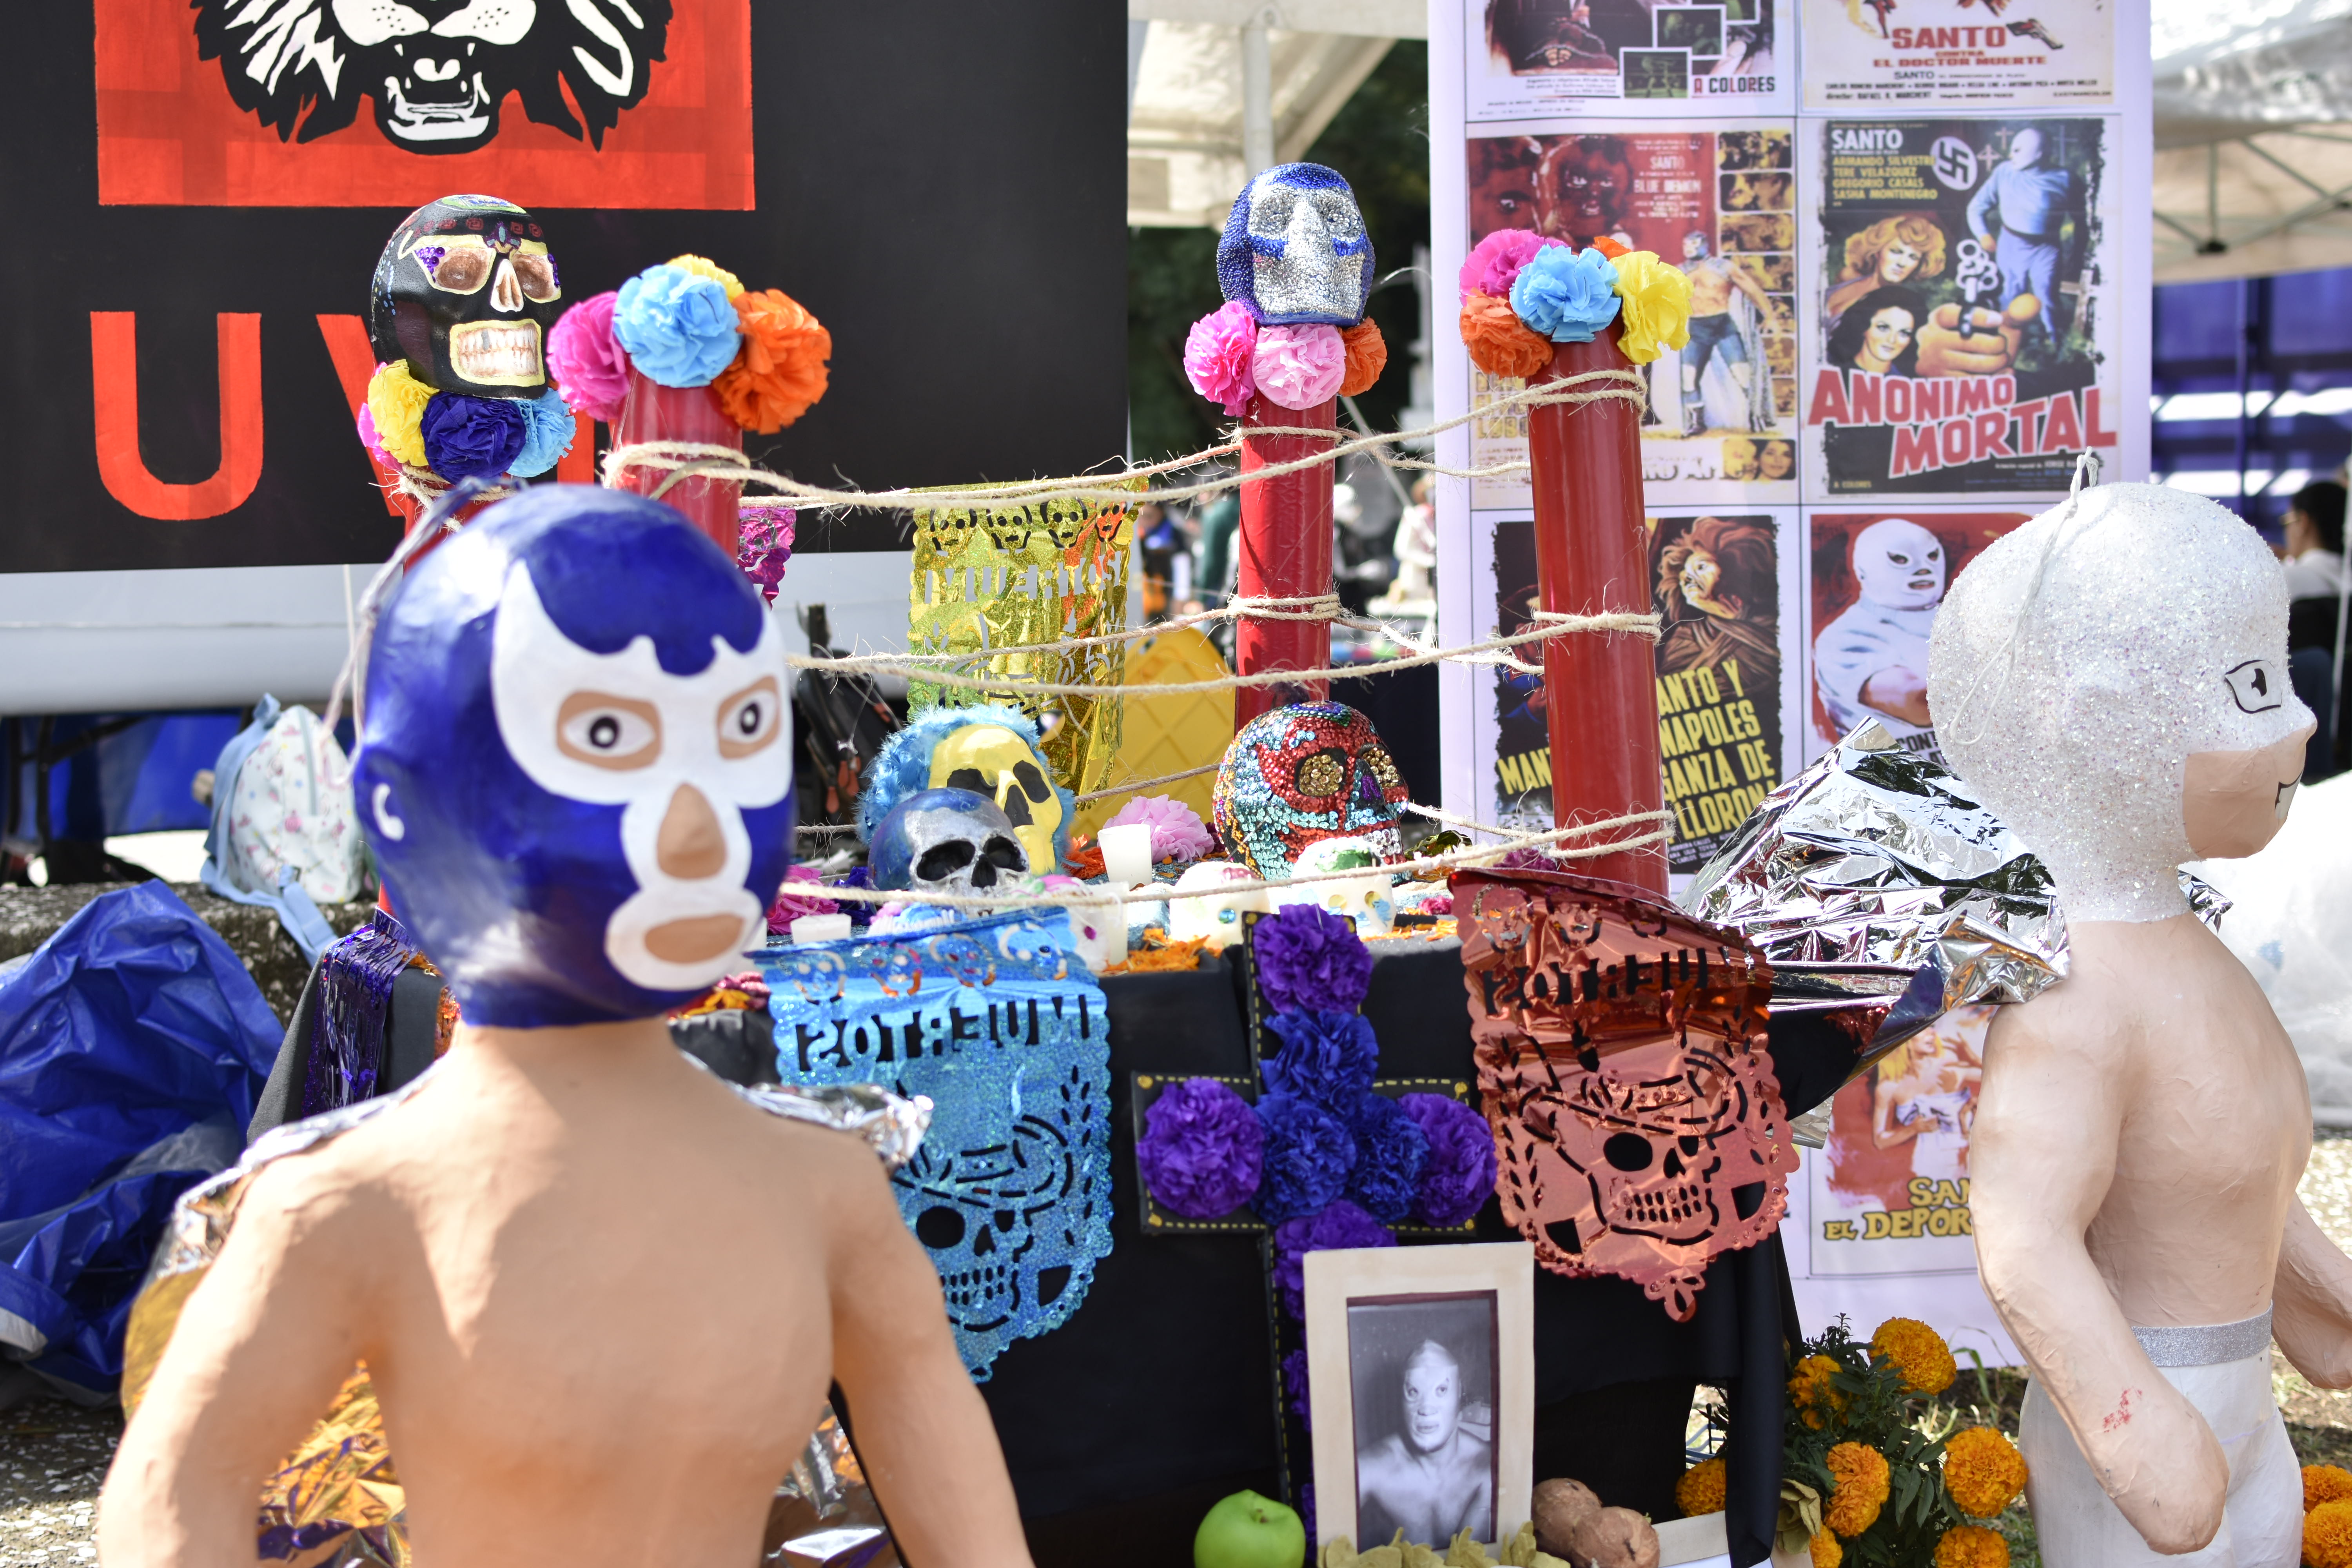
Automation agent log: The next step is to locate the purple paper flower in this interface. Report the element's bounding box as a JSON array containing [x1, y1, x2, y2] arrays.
[[1254, 1092, 1356, 1224], [547, 291, 632, 423], [419, 392, 526, 480], [1271, 1198, 1394, 1317], [1138, 1078, 1265, 1219], [1252, 906, 1373, 1014], [1400, 1093, 1498, 1227], [1103, 794, 1215, 864], [1345, 1092, 1430, 1223], [764, 865, 839, 935], [1282, 1347, 1314, 1431], [1262, 1008, 1379, 1108]]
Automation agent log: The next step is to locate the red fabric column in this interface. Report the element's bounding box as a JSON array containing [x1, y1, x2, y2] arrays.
[[1526, 327, 1667, 893], [1233, 392, 1336, 730], [612, 371, 744, 553]]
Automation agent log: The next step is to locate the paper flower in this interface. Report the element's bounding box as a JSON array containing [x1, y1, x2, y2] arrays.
[[764, 865, 838, 935], [614, 263, 743, 388], [1184, 301, 1259, 414], [508, 387, 576, 478], [1871, 1316, 1956, 1396], [547, 292, 632, 423], [1262, 1009, 1381, 1108], [1675, 1457, 1726, 1518], [1253, 1091, 1356, 1224], [1931, 1525, 2008, 1568], [1459, 229, 1559, 301], [364, 361, 432, 469], [419, 393, 525, 480], [1398, 1092, 1495, 1226], [354, 399, 394, 470], [738, 506, 796, 604], [2311, 1502, 2352, 1568], [1343, 1092, 1428, 1222], [665, 253, 744, 299], [1824, 1442, 1890, 1537], [1611, 249, 1694, 365], [1271, 1198, 1393, 1317], [1460, 292, 1554, 380], [1103, 795, 1215, 863], [1940, 1428, 2027, 1519], [1252, 324, 1347, 411], [1511, 245, 1622, 343], [1338, 319, 1388, 397], [1252, 905, 1373, 1013], [715, 288, 832, 434], [1138, 1077, 1265, 1219], [1282, 1347, 1313, 1430]]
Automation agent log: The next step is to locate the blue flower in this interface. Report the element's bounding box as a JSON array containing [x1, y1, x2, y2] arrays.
[[1262, 1008, 1380, 1109], [418, 393, 525, 480], [508, 387, 577, 477], [1343, 1091, 1429, 1223], [1509, 245, 1622, 343], [613, 263, 742, 388], [1253, 1092, 1356, 1224]]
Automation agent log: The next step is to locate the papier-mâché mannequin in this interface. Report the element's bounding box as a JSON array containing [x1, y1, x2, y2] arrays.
[[98, 488, 1034, 1567], [1931, 482, 2348, 1566]]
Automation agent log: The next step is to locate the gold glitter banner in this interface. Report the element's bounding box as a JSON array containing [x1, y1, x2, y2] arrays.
[[908, 484, 1138, 799]]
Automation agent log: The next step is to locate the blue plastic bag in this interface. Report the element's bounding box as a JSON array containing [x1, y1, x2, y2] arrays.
[[0, 882, 279, 1398]]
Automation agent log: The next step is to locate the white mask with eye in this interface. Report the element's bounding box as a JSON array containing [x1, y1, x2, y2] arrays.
[[489, 561, 792, 990], [1851, 518, 1945, 611]]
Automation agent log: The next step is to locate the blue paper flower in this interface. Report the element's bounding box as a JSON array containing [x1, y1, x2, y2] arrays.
[[1509, 245, 1622, 343], [613, 263, 742, 388], [1253, 1091, 1355, 1224], [418, 392, 526, 480], [508, 387, 577, 478], [1344, 1091, 1429, 1223], [1271, 1198, 1395, 1318], [1400, 1092, 1498, 1227], [1262, 1008, 1380, 1109]]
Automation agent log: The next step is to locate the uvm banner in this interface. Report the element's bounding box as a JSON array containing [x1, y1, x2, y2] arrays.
[[7, 2, 1124, 576]]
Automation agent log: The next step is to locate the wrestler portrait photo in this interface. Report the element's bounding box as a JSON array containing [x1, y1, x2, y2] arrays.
[[1346, 1294, 1501, 1548]]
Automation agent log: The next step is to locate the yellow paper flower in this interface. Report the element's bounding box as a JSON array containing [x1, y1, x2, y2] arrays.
[[1789, 1353, 1847, 1430], [1608, 250, 1691, 364], [1872, 1316, 1956, 1396], [365, 361, 432, 470], [666, 254, 745, 299], [1942, 1427, 2028, 1518], [1808, 1530, 1843, 1568], [2310, 1500, 2352, 1568], [1824, 1442, 1889, 1537], [1675, 1457, 1726, 1517], [1932, 1523, 2009, 1568], [2309, 1464, 2352, 1513]]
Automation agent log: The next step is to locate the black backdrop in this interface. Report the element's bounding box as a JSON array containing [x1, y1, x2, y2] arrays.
[[2, 2, 1127, 575]]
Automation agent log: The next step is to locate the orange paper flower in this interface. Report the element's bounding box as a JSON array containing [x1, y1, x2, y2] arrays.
[[1590, 236, 1631, 259], [2309, 1464, 2352, 1513], [1824, 1442, 1889, 1537], [1942, 1427, 2027, 1519], [2310, 1499, 2352, 1568], [1339, 319, 1388, 396], [713, 289, 832, 434], [1459, 292, 1552, 380]]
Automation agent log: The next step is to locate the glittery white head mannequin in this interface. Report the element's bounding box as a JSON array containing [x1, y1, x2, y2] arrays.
[[1852, 518, 1945, 610], [1929, 483, 2313, 923]]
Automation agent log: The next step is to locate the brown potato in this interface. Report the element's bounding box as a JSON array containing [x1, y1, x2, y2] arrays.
[[1568, 1506, 1659, 1568], [1530, 1479, 1602, 1558]]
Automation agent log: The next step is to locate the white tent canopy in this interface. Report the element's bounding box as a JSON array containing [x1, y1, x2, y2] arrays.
[[2154, 0, 2352, 279]]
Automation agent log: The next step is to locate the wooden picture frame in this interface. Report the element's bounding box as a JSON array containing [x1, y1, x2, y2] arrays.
[[1303, 1242, 1535, 1551]]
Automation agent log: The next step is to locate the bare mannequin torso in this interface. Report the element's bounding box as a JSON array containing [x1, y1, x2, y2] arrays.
[[100, 1020, 1032, 1568], [1970, 913, 2352, 1552]]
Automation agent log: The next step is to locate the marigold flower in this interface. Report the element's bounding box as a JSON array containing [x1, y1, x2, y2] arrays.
[[2311, 1499, 2352, 1568], [1824, 1442, 1889, 1537], [2308, 1463, 2352, 1513], [1675, 1457, 1726, 1517], [1610, 249, 1693, 365], [1872, 1316, 1956, 1395], [1808, 1529, 1843, 1568], [1459, 291, 1553, 380], [1932, 1523, 2009, 1568], [1788, 1353, 1847, 1430], [1942, 1426, 2027, 1518]]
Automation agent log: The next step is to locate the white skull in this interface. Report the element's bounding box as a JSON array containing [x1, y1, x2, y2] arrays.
[[1167, 861, 1267, 951], [871, 789, 1030, 898], [1287, 835, 1397, 937]]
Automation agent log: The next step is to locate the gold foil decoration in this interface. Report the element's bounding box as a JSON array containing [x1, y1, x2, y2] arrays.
[[908, 486, 1137, 800]]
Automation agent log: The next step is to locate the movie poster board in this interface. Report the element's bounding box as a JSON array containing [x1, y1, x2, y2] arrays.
[[1465, 0, 1795, 120], [1798, 0, 2114, 109]]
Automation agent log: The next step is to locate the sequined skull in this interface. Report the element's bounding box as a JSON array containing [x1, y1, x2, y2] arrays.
[[1213, 702, 1406, 880], [869, 788, 1029, 897], [1216, 163, 1376, 327], [368, 194, 563, 398]]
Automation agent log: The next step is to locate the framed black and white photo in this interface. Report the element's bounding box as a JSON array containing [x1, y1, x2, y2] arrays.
[[1303, 1243, 1534, 1551]]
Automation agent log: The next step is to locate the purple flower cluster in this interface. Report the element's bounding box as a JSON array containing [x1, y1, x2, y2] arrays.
[[1282, 1347, 1314, 1432], [1251, 906, 1372, 1014], [1398, 1092, 1497, 1228], [1344, 1091, 1428, 1222], [1252, 1092, 1355, 1223], [419, 393, 525, 480], [1271, 1198, 1394, 1318], [1136, 1078, 1265, 1219]]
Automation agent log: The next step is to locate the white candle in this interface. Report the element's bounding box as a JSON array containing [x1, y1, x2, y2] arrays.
[[790, 913, 853, 945], [1098, 821, 1156, 887]]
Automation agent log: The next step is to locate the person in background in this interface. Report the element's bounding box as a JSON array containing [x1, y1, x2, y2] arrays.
[[1137, 501, 1187, 624], [2283, 478, 2347, 779], [1196, 486, 1240, 608], [2283, 480, 2347, 599]]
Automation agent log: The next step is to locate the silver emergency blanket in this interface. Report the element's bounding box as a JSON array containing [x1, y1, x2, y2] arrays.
[[1681, 722, 2224, 1083]]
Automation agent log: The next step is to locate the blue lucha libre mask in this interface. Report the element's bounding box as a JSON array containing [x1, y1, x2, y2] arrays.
[[354, 485, 794, 1028], [1215, 162, 1375, 327]]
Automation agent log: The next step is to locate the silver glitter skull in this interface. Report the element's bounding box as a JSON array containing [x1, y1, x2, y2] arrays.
[[1216, 162, 1374, 326], [869, 788, 1031, 897]]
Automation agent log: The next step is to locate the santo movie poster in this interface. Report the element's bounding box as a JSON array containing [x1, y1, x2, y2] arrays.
[[1801, 116, 2118, 498], [1466, 0, 1791, 119], [1467, 124, 1801, 511], [1798, 0, 2114, 107]]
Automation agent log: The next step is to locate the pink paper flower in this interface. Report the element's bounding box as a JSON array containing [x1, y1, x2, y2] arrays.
[[1183, 301, 1259, 415], [354, 392, 395, 469], [1252, 325, 1345, 412], [1458, 229, 1559, 303], [765, 864, 840, 935], [1104, 794, 1215, 863], [547, 291, 632, 424]]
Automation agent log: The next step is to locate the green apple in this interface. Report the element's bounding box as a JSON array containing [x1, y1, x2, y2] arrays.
[[1194, 1489, 1307, 1568]]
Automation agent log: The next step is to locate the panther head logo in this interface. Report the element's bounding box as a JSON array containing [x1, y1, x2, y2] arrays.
[[193, 0, 674, 155]]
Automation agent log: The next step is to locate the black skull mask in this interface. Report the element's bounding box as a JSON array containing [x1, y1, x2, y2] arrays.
[[368, 195, 562, 398]]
